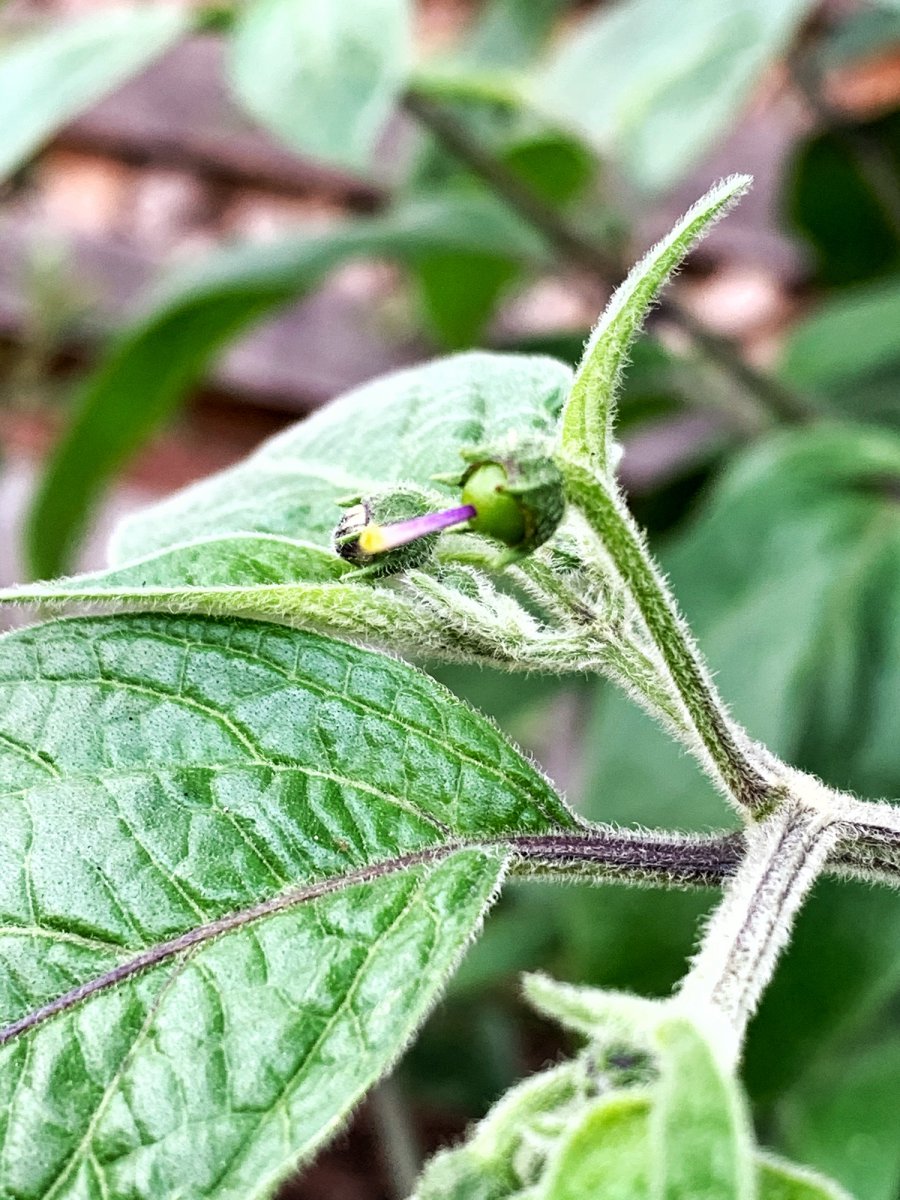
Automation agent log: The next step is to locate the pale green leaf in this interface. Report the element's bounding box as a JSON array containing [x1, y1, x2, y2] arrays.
[[541, 1091, 653, 1199], [110, 351, 572, 564], [534, 0, 814, 191], [0, 612, 578, 1197], [558, 175, 750, 473], [0, 6, 191, 182], [523, 972, 660, 1044], [414, 1062, 585, 1199], [26, 195, 547, 580], [229, 0, 410, 172], [757, 1155, 855, 1200], [651, 1015, 755, 1200]]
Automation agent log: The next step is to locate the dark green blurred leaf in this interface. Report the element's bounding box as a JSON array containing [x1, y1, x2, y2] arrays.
[[228, 0, 410, 173], [776, 1029, 900, 1199], [534, 0, 815, 192], [26, 196, 547, 580], [0, 7, 191, 182], [414, 130, 594, 348], [786, 111, 900, 286], [780, 276, 900, 425]]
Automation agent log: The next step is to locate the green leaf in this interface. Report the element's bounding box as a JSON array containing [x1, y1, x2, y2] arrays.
[[0, 7, 191, 182], [779, 276, 900, 425], [523, 972, 660, 1044], [0, 612, 577, 1196], [558, 175, 750, 473], [785, 110, 900, 287], [776, 1031, 900, 1199], [26, 196, 548, 580], [542, 1091, 653, 1199], [229, 0, 410, 173], [781, 277, 900, 393], [652, 1015, 754, 1200], [462, 0, 574, 69], [757, 1155, 855, 1200], [413, 130, 594, 349], [534, 0, 815, 192], [109, 350, 571, 564], [414, 1062, 586, 1200]]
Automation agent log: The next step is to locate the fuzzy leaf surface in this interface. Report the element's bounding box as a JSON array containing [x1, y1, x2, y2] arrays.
[[26, 198, 547, 580], [110, 351, 571, 563], [651, 1015, 754, 1200], [558, 175, 750, 474], [0, 612, 578, 1198], [229, 0, 410, 172]]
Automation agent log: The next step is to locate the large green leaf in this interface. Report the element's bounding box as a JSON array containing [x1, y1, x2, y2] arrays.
[[26, 198, 547, 581], [0, 7, 191, 182], [0, 612, 577, 1197], [229, 0, 410, 173], [109, 350, 571, 564], [534, 0, 815, 192]]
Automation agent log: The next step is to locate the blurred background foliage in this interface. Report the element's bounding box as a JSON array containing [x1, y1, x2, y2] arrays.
[[0, 1, 898, 1197]]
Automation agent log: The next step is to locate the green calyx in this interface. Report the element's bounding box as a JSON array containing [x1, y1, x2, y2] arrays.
[[333, 486, 438, 575], [459, 437, 566, 560]]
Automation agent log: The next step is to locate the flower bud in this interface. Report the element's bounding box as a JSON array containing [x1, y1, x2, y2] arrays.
[[334, 487, 468, 576]]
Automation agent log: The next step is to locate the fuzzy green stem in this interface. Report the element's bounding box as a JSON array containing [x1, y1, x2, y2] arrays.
[[561, 458, 778, 814], [677, 801, 839, 1063]]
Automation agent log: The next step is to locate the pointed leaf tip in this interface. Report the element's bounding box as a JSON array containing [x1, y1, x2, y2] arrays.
[[557, 174, 752, 474]]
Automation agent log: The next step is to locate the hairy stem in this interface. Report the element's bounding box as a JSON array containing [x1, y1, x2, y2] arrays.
[[509, 829, 743, 888], [561, 459, 778, 813], [677, 801, 839, 1064], [402, 88, 812, 425]]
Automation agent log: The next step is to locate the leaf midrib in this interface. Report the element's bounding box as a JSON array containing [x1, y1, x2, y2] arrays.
[[0, 844, 466, 1049]]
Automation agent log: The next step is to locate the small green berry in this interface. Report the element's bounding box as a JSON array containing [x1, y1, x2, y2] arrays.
[[462, 463, 527, 547], [457, 437, 566, 559]]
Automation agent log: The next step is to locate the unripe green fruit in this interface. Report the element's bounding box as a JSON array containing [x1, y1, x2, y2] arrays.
[[462, 464, 527, 547], [457, 437, 566, 559]]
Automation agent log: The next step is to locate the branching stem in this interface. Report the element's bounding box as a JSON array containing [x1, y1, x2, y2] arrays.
[[677, 801, 840, 1063]]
